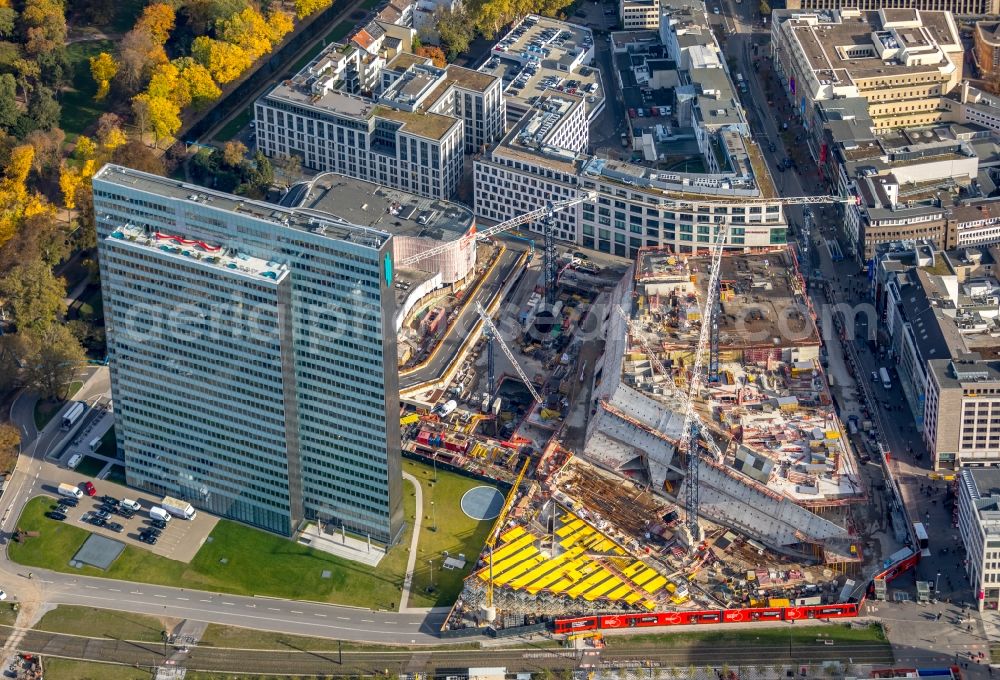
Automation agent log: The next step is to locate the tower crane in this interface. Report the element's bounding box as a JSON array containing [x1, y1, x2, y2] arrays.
[[475, 302, 543, 404], [397, 192, 598, 304]]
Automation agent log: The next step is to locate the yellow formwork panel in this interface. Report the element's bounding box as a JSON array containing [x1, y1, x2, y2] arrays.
[[567, 569, 613, 599], [583, 577, 623, 601], [489, 534, 534, 563], [494, 556, 544, 586], [510, 551, 576, 590], [642, 600, 657, 610], [492, 546, 539, 575], [622, 562, 645, 578], [499, 525, 526, 543], [526, 565, 574, 594], [613, 546, 626, 555], [559, 512, 577, 524], [593, 539, 617, 552], [607, 584, 633, 601], [624, 592, 643, 605], [631, 568, 658, 587], [642, 575, 668, 595], [556, 519, 584, 538]]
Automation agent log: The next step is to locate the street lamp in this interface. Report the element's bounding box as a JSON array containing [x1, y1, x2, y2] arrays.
[[428, 559, 436, 590], [936, 571, 942, 595], [431, 500, 437, 532]]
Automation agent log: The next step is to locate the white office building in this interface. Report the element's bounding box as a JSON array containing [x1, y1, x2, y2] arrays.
[[92, 164, 404, 543], [958, 467, 1000, 611], [255, 45, 503, 200]]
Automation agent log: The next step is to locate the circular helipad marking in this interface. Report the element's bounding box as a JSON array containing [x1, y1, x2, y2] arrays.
[[461, 486, 504, 521]]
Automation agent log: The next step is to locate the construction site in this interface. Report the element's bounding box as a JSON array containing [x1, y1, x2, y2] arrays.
[[435, 245, 901, 636]]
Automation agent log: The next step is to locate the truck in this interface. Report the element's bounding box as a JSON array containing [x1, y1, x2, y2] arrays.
[[57, 482, 83, 499], [61, 402, 85, 430], [879, 366, 891, 390], [160, 496, 197, 520]]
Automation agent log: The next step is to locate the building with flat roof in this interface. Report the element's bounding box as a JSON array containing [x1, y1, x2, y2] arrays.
[[478, 15, 604, 127], [780, 0, 998, 14], [621, 0, 660, 30], [255, 38, 503, 200], [474, 0, 786, 259], [926, 355, 1000, 470], [958, 466, 1000, 611], [771, 9, 963, 131], [93, 164, 405, 543]]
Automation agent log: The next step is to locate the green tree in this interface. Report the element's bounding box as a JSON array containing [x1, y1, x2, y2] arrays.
[[759, 0, 771, 13], [0, 259, 66, 335], [23, 323, 86, 399], [18, 85, 60, 135], [0, 73, 17, 131], [436, 8, 473, 61], [0, 422, 21, 473], [0, 7, 16, 39]]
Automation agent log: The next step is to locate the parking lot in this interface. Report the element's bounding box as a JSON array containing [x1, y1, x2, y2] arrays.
[[42, 482, 218, 563]]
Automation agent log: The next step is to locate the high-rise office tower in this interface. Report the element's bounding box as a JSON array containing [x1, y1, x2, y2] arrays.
[[92, 164, 403, 543]]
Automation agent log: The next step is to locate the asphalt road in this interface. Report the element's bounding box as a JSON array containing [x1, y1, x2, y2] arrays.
[[399, 245, 526, 390], [1, 627, 893, 676]]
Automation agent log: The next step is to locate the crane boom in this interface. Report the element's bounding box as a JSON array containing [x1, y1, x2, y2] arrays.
[[475, 302, 543, 403], [398, 192, 597, 267]]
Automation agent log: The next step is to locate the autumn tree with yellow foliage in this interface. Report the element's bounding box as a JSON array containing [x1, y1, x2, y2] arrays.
[[191, 36, 252, 84], [294, 0, 333, 19], [89, 52, 118, 101]]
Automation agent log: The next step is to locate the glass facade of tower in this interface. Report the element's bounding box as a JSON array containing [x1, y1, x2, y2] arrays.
[[92, 164, 403, 543]]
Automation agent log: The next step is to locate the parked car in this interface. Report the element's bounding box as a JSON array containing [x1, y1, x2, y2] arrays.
[[89, 516, 106, 527], [107, 522, 124, 533], [82, 481, 96, 496], [151, 519, 168, 530], [101, 495, 119, 507], [46, 511, 67, 521], [138, 534, 157, 545], [58, 497, 78, 508]]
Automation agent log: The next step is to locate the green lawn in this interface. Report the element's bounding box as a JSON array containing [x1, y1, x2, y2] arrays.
[[10, 483, 415, 608], [214, 107, 251, 142], [35, 606, 166, 643], [0, 603, 19, 626], [615, 623, 887, 648], [75, 455, 106, 478], [11, 461, 492, 609], [199, 624, 348, 651], [42, 659, 149, 680], [404, 459, 495, 608], [60, 40, 115, 141], [77, 286, 104, 322]]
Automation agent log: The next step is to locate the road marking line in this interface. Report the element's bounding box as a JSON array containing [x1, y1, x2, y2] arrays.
[[199, 599, 212, 602], [268, 608, 281, 611], [109, 588, 121, 592], [360, 619, 374, 623], [314, 614, 327, 618], [337, 617, 350, 620], [290, 610, 303, 614], [408, 622, 420, 625], [154, 594, 166, 598], [84, 585, 97, 589], [130, 591, 143, 595], [221, 602, 234, 606], [176, 597, 189, 601]]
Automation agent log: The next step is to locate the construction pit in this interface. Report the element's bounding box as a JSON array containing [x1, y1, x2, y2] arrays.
[[436, 247, 902, 635]]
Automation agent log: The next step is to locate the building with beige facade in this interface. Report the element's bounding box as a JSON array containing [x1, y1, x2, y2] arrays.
[[621, 0, 660, 30], [771, 8, 963, 131], [926, 355, 1000, 470]]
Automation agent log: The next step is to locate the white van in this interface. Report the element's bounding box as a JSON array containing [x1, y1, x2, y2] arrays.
[[120, 499, 141, 512], [66, 454, 82, 469], [149, 507, 172, 522], [88, 437, 101, 452]]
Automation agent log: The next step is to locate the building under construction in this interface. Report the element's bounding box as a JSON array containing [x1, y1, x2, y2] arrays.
[[441, 248, 883, 634]]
